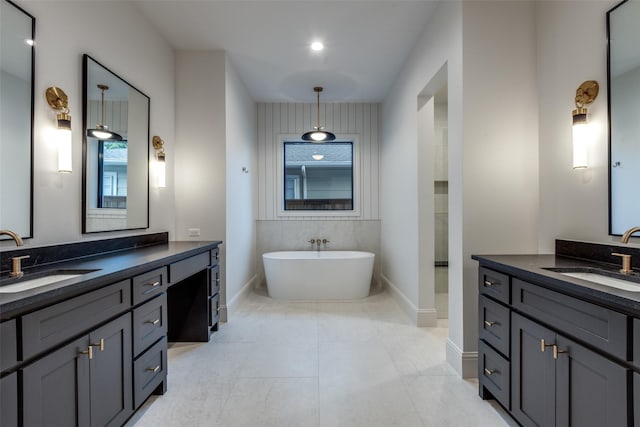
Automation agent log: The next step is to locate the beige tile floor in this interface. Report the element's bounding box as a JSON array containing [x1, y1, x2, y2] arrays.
[[127, 289, 513, 427]]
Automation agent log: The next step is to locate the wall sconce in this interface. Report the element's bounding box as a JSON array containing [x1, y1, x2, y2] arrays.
[[152, 135, 166, 188], [572, 80, 599, 169], [45, 87, 72, 173]]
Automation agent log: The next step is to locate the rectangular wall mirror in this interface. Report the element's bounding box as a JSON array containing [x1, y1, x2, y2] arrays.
[[82, 55, 149, 233], [608, 0, 640, 235], [0, 0, 34, 240]]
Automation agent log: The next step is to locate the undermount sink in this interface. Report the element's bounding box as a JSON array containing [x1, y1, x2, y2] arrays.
[[544, 267, 640, 292], [0, 269, 99, 293]]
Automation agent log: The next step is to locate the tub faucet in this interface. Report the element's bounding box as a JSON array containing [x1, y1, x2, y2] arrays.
[[0, 230, 24, 246], [620, 226, 640, 243]]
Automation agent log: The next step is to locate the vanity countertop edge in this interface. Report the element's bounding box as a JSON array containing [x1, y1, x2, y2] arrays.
[[472, 253, 640, 316], [0, 240, 222, 319]]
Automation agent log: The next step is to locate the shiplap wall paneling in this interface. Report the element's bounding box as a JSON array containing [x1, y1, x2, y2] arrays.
[[257, 102, 380, 221]]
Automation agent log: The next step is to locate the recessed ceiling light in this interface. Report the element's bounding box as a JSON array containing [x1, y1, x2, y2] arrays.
[[311, 41, 324, 52]]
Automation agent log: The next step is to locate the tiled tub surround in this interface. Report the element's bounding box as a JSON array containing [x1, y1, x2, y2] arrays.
[[473, 239, 640, 427], [256, 220, 381, 291]]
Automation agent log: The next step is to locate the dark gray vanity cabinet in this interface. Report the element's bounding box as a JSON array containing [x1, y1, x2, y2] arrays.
[[1, 372, 17, 427], [512, 312, 628, 427], [22, 313, 132, 427], [478, 265, 632, 427], [209, 255, 221, 330]]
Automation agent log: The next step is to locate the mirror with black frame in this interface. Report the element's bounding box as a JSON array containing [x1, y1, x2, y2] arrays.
[[82, 55, 149, 233], [0, 0, 34, 240], [608, 0, 640, 235]]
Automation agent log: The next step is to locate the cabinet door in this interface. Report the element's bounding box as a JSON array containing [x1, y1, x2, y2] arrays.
[[511, 313, 556, 427], [90, 313, 133, 427], [555, 334, 629, 427], [22, 336, 91, 427], [1, 372, 17, 427]]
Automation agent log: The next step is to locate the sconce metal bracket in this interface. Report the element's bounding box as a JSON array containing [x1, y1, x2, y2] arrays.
[[45, 87, 68, 112], [575, 80, 599, 108]]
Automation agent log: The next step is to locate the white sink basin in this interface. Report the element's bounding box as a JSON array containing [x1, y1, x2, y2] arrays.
[[0, 269, 99, 293], [558, 271, 640, 292]]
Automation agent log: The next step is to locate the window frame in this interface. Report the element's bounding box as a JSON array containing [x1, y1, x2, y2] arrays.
[[276, 134, 361, 218]]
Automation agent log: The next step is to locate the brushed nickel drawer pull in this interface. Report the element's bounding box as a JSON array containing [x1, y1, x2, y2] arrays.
[[146, 281, 161, 288], [483, 280, 498, 287], [484, 320, 496, 327], [541, 338, 555, 353], [79, 346, 93, 360], [484, 368, 497, 376], [146, 319, 160, 325], [147, 365, 160, 373], [90, 338, 105, 351], [553, 345, 568, 360]]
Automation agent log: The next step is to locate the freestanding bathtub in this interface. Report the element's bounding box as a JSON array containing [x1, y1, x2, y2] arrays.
[[262, 251, 375, 300]]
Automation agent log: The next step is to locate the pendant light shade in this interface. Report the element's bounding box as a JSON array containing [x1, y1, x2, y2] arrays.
[[301, 86, 336, 142], [86, 84, 123, 141]]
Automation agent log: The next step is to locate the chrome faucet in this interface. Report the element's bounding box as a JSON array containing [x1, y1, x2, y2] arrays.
[[620, 226, 640, 244], [0, 230, 24, 246]]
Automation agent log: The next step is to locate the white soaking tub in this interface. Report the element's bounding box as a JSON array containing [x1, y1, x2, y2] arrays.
[[262, 251, 375, 300]]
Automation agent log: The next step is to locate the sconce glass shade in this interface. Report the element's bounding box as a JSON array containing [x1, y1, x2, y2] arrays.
[[155, 154, 166, 188], [56, 113, 72, 173], [152, 135, 166, 188], [572, 107, 589, 169]]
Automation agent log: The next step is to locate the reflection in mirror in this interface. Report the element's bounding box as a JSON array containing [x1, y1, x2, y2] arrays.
[[82, 55, 149, 233], [608, 0, 640, 235], [0, 0, 34, 240]]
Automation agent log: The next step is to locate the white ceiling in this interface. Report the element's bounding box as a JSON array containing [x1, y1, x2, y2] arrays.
[[132, 0, 439, 103]]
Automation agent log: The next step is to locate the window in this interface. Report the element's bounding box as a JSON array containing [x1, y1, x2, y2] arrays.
[[98, 141, 128, 208], [283, 141, 353, 211]]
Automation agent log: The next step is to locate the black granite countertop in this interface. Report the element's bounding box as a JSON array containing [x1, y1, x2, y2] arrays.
[[0, 240, 221, 319], [472, 253, 640, 317]]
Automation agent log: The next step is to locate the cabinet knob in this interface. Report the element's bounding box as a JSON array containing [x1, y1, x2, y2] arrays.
[[146, 281, 161, 288], [146, 319, 160, 325], [483, 280, 498, 287], [484, 320, 497, 327], [147, 365, 161, 373]]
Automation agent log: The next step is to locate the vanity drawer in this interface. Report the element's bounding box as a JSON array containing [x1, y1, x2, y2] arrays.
[[512, 278, 628, 360], [169, 252, 210, 285], [22, 280, 131, 360], [209, 264, 220, 296], [479, 295, 510, 356], [478, 340, 510, 410], [132, 267, 167, 306], [133, 337, 167, 408], [133, 294, 167, 357], [1, 372, 17, 427], [211, 246, 220, 267], [1, 319, 17, 371], [209, 293, 220, 327], [478, 267, 510, 304]]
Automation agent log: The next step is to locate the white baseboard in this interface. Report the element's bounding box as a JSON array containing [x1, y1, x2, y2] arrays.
[[446, 338, 478, 379], [220, 274, 257, 322], [381, 273, 437, 327]]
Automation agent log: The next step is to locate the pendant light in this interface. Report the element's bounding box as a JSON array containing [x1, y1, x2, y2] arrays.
[[301, 86, 336, 142], [86, 84, 123, 141]]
